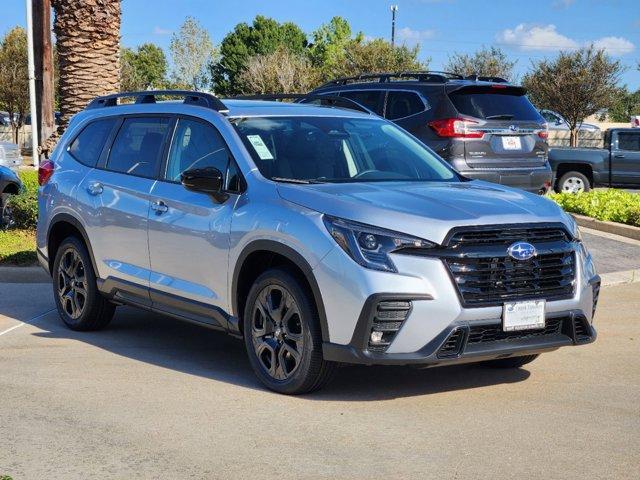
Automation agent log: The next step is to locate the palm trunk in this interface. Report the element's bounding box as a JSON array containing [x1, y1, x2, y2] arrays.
[[52, 0, 121, 129]]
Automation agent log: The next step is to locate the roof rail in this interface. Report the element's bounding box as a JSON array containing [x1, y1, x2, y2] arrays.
[[230, 93, 374, 114], [85, 90, 228, 113], [317, 70, 465, 88], [464, 74, 509, 83]]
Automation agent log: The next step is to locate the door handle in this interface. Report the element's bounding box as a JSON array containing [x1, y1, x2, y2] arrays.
[[614, 154, 625, 158], [86, 182, 103, 196], [151, 200, 168, 214]]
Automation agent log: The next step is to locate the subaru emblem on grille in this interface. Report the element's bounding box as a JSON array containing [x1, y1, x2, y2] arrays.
[[509, 124, 518, 132], [507, 242, 537, 261]]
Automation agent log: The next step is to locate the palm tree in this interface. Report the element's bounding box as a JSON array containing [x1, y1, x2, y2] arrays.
[[52, 0, 121, 128]]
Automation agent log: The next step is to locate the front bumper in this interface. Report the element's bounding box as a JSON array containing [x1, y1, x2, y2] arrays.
[[323, 310, 596, 366]]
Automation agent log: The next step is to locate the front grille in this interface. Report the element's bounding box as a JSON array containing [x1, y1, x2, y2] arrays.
[[367, 300, 411, 352], [448, 225, 569, 246], [446, 251, 575, 307], [467, 318, 563, 344]]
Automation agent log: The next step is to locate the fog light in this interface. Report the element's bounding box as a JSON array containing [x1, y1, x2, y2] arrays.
[[370, 331, 384, 344]]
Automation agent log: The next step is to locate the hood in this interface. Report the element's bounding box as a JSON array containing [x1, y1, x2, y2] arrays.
[[277, 180, 569, 244]]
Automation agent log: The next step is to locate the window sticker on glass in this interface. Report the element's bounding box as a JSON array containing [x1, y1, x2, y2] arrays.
[[246, 134, 274, 160]]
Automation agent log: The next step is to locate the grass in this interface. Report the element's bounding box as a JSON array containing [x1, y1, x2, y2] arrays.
[[0, 229, 37, 265]]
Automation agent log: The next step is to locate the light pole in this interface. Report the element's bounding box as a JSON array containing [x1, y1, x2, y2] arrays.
[[25, 0, 39, 167], [390, 5, 398, 47]]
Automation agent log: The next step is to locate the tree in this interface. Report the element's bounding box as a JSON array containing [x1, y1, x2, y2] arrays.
[[170, 17, 216, 90], [608, 87, 640, 123], [212, 15, 308, 95], [237, 47, 320, 94], [309, 16, 363, 80], [52, 0, 121, 128], [444, 46, 516, 81], [121, 43, 168, 91], [522, 46, 623, 146], [0, 27, 29, 144], [336, 38, 426, 78]]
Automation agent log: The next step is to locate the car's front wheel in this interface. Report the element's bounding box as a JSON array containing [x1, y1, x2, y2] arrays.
[[243, 268, 335, 394], [52, 236, 115, 331]]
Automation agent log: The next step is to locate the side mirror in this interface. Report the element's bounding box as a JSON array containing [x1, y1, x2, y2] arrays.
[[180, 167, 227, 201]]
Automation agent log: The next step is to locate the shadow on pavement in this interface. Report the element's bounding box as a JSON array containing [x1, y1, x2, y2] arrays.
[[18, 304, 531, 401]]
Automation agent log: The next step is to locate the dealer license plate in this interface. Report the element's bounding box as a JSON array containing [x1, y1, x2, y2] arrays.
[[501, 136, 522, 150], [502, 300, 545, 332]]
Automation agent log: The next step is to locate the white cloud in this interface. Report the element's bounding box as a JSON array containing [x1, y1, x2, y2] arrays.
[[591, 36, 635, 55], [497, 24, 578, 51], [497, 24, 635, 56], [397, 27, 436, 47], [153, 26, 172, 35]]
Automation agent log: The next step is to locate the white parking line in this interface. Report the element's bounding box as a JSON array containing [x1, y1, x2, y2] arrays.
[[0, 309, 56, 337]]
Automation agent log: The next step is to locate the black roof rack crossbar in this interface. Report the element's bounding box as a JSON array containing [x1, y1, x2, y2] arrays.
[[230, 93, 374, 114], [86, 90, 228, 112], [317, 70, 466, 88]]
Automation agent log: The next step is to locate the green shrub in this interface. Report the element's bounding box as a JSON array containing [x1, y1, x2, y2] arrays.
[[7, 169, 39, 229], [549, 189, 640, 227]]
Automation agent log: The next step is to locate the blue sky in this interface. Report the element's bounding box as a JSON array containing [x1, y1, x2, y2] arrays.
[[4, 0, 640, 88]]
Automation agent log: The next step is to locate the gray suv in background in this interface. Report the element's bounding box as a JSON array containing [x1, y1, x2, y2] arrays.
[[37, 91, 598, 394], [312, 72, 552, 193]]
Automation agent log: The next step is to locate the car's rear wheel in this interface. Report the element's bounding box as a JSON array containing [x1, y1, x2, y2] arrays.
[[483, 354, 539, 369], [556, 171, 591, 194], [52, 236, 115, 331], [243, 268, 335, 394]]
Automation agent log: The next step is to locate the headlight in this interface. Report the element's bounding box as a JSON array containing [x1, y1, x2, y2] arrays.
[[323, 215, 435, 272], [565, 214, 582, 241]]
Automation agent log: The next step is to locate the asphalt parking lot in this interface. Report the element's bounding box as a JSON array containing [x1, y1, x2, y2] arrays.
[[0, 228, 639, 479]]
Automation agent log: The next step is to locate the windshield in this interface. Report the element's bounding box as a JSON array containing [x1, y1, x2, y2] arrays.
[[231, 116, 457, 183]]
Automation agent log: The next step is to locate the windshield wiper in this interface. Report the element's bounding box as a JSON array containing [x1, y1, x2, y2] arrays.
[[271, 177, 325, 184], [485, 114, 514, 120]]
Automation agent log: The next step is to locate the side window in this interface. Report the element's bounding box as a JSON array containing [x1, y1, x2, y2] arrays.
[[617, 132, 640, 152], [385, 91, 426, 120], [68, 118, 117, 167], [107, 117, 170, 178], [165, 118, 231, 182], [339, 90, 384, 115]]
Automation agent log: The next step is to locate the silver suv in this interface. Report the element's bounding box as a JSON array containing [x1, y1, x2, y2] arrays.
[[36, 91, 600, 394]]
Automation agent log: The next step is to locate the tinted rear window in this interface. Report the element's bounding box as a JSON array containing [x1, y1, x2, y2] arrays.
[[385, 91, 426, 119], [69, 118, 117, 166], [449, 87, 542, 121], [338, 90, 384, 115]]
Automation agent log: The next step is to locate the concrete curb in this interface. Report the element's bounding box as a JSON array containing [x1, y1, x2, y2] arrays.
[[573, 214, 640, 241], [0, 266, 50, 283], [599, 269, 640, 287]]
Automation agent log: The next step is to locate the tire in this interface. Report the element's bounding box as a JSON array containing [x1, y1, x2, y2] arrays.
[[52, 236, 115, 331], [0, 194, 14, 230], [483, 354, 539, 369], [556, 171, 591, 194], [243, 268, 335, 394]]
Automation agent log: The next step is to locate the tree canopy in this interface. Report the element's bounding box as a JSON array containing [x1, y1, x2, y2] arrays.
[[121, 43, 168, 91], [212, 15, 307, 95], [170, 16, 216, 90], [522, 46, 623, 146], [444, 46, 516, 81], [0, 27, 29, 143]]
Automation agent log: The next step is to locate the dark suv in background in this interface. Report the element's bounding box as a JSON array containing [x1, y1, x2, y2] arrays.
[[312, 72, 552, 193]]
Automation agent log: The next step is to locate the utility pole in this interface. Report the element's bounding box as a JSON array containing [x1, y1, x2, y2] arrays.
[[25, 0, 39, 167], [390, 5, 398, 47], [33, 0, 55, 163]]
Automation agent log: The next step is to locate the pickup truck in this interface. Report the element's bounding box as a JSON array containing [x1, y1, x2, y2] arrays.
[[549, 128, 640, 192]]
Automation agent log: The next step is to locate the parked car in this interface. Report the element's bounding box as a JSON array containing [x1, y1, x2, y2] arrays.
[[36, 90, 599, 394], [0, 164, 22, 228], [549, 128, 640, 192], [311, 72, 552, 194], [540, 109, 600, 133], [0, 141, 24, 169]]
